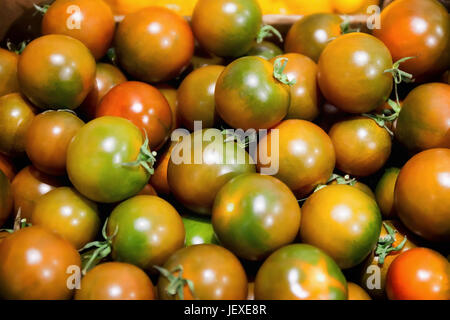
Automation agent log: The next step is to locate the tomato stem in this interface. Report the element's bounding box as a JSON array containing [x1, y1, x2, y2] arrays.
[[273, 57, 296, 86], [340, 18, 361, 34], [121, 130, 157, 175], [154, 265, 196, 300], [375, 222, 407, 265], [33, 3, 49, 15], [256, 25, 283, 44]]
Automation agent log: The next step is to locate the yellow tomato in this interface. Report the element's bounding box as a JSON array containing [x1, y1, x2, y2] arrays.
[[285, 0, 334, 14], [259, 0, 290, 14], [105, 0, 194, 16], [332, 0, 379, 14]]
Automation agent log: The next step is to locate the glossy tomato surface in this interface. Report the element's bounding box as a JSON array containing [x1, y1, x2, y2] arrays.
[[25, 110, 84, 175], [0, 226, 81, 300], [360, 220, 416, 300], [183, 215, 219, 247], [300, 185, 382, 269], [0, 93, 36, 157], [11, 166, 65, 221], [0, 48, 19, 97], [157, 84, 179, 132], [318, 33, 393, 113], [115, 6, 194, 83], [177, 65, 224, 131], [107, 195, 185, 271], [215, 56, 290, 130], [192, 0, 262, 58], [167, 129, 256, 215], [386, 247, 450, 300], [329, 117, 392, 177], [395, 83, 450, 152], [96, 81, 172, 151], [79, 63, 127, 121], [75, 262, 155, 300], [0, 154, 15, 181], [67, 116, 150, 203], [0, 170, 12, 227], [347, 282, 371, 300], [149, 142, 176, 196], [42, 0, 115, 60], [257, 120, 335, 198], [374, 0, 450, 80], [285, 13, 342, 62], [18, 34, 96, 110], [246, 41, 283, 61], [394, 148, 450, 242], [212, 173, 301, 260], [270, 53, 320, 121], [157, 244, 248, 300], [254, 244, 347, 300], [32, 187, 101, 249], [375, 167, 400, 219]]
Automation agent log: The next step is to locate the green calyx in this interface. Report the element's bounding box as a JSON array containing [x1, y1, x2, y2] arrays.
[[33, 3, 50, 15], [375, 222, 407, 265], [221, 128, 257, 149], [340, 18, 361, 34], [79, 219, 118, 275], [273, 57, 296, 86], [0, 209, 31, 233], [6, 40, 28, 54], [154, 265, 196, 300], [298, 174, 357, 202], [257, 25, 284, 44], [122, 130, 157, 175]]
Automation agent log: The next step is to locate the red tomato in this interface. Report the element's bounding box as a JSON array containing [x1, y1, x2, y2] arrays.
[[96, 81, 173, 151], [386, 247, 450, 300]]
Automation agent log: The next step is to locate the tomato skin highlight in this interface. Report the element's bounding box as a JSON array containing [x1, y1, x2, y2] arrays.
[[107, 195, 185, 271], [115, 6, 194, 83], [75, 262, 155, 300], [0, 226, 81, 300], [157, 244, 248, 300], [182, 215, 219, 247], [318, 33, 393, 114], [212, 173, 301, 261], [215, 56, 290, 130], [67, 116, 150, 203], [41, 0, 116, 60], [18, 34, 96, 110], [300, 185, 382, 269], [386, 247, 450, 300], [192, 0, 262, 58], [254, 244, 348, 300], [394, 148, 450, 242]]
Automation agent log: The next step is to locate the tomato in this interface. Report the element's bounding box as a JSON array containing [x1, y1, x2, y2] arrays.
[[115, 7, 194, 83], [137, 183, 158, 196], [96, 81, 172, 151], [300, 185, 382, 269], [177, 66, 224, 131], [217, 56, 291, 130], [157, 84, 179, 132], [150, 144, 174, 197], [0, 93, 36, 157], [191, 47, 226, 70], [11, 166, 65, 221], [347, 282, 371, 300], [42, 0, 115, 60], [75, 262, 155, 300], [360, 220, 416, 300], [395, 83, 450, 152], [32, 187, 101, 249], [0, 232, 9, 244], [386, 247, 450, 300], [330, 180, 375, 199], [79, 63, 127, 121], [107, 195, 185, 271], [257, 120, 335, 199], [394, 148, 450, 242], [329, 117, 392, 177], [254, 244, 347, 300], [167, 129, 256, 215], [18, 34, 96, 110], [182, 215, 219, 247], [0, 48, 19, 97], [0, 154, 15, 181], [25, 110, 84, 175], [247, 41, 283, 61], [375, 167, 400, 219], [67, 116, 152, 203], [192, 0, 262, 58], [318, 33, 393, 114], [373, 0, 450, 80], [212, 173, 301, 261], [247, 282, 255, 300], [157, 244, 247, 300], [0, 226, 81, 300], [332, 0, 378, 14], [0, 170, 12, 228], [270, 53, 320, 121], [285, 13, 342, 63]]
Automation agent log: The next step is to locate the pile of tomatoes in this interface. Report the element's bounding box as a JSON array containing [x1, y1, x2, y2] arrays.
[[0, 0, 449, 301]]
